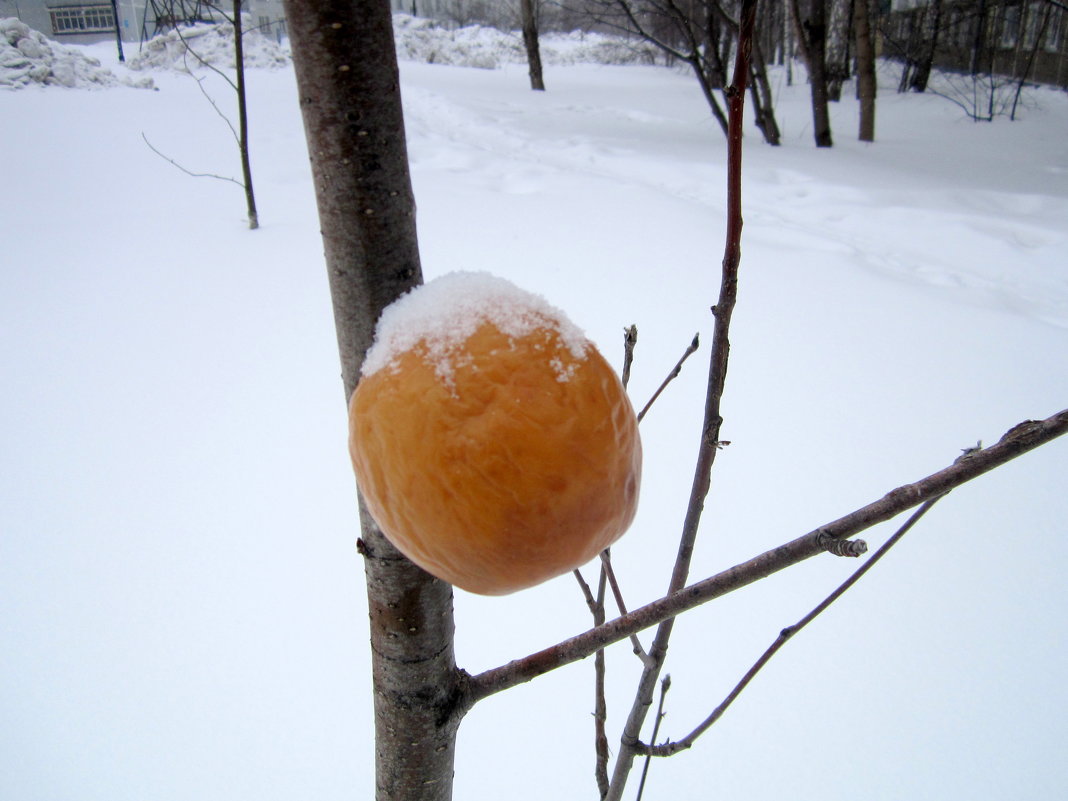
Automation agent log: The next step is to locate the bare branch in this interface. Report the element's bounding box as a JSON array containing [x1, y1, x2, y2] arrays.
[[462, 408, 1068, 706], [637, 496, 945, 757], [593, 565, 610, 799], [603, 4, 756, 799], [599, 550, 653, 666], [635, 675, 672, 800], [141, 132, 242, 186], [573, 564, 611, 797], [191, 71, 242, 146], [636, 333, 700, 423], [174, 16, 239, 92], [621, 325, 638, 391], [816, 531, 868, 557], [573, 567, 599, 613]]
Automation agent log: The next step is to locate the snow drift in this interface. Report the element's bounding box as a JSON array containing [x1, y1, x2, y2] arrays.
[[0, 17, 152, 89]]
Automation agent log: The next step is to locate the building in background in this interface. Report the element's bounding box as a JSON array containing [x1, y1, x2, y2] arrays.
[[0, 1, 287, 46]]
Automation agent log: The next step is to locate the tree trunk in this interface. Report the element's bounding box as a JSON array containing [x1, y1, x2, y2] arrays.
[[1011, 2, 1054, 120], [824, 0, 852, 101], [970, 0, 990, 77], [521, 0, 545, 90], [909, 0, 943, 92], [854, 0, 876, 141], [791, 0, 834, 147], [749, 39, 782, 145], [232, 0, 258, 229], [689, 53, 731, 137], [281, 2, 462, 800]]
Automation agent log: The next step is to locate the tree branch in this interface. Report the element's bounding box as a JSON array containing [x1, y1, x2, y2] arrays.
[[637, 495, 945, 756], [621, 324, 638, 390], [599, 549, 653, 666], [602, 4, 753, 796], [635, 675, 672, 800], [636, 333, 700, 423], [463, 408, 1068, 705], [141, 132, 242, 185]]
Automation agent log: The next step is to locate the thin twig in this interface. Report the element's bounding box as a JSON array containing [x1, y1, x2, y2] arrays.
[[635, 675, 671, 801], [141, 132, 242, 186], [573, 568, 598, 613], [174, 14, 239, 91], [636, 496, 945, 756], [599, 550, 653, 666], [593, 564, 610, 799], [193, 71, 242, 146], [622, 325, 638, 391], [461, 408, 1068, 708], [573, 565, 610, 798], [602, 4, 757, 800], [636, 333, 700, 423]]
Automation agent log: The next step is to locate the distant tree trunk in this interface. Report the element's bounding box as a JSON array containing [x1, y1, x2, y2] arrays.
[[232, 0, 258, 229], [791, 0, 834, 147], [1011, 2, 1053, 120], [282, 2, 461, 800], [970, 0, 990, 77], [824, 0, 852, 100], [521, 0, 545, 90], [749, 39, 782, 145], [702, 6, 729, 90], [109, 0, 125, 61], [909, 0, 943, 92], [854, 0, 876, 141]]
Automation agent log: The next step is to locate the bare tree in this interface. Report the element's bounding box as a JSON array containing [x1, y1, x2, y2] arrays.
[[145, 1, 259, 228], [790, 0, 834, 146], [909, 0, 944, 93], [580, 1, 782, 145], [855, 0, 876, 140], [282, 3, 455, 798], [284, 2, 1067, 799], [824, 0, 852, 100], [230, 0, 257, 229], [521, 0, 546, 89], [1011, 1, 1055, 119]]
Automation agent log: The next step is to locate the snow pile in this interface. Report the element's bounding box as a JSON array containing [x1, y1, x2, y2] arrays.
[[393, 14, 523, 69], [0, 17, 152, 89], [128, 20, 289, 71], [392, 14, 659, 69], [539, 30, 659, 67], [362, 272, 589, 381]]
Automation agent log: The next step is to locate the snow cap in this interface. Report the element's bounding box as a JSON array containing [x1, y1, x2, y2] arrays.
[[361, 271, 590, 381]]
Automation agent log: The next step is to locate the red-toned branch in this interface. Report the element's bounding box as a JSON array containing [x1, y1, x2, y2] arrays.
[[604, 5, 755, 799]]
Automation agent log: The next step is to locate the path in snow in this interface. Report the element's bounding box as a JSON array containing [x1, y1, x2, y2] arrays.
[[401, 61, 1068, 329]]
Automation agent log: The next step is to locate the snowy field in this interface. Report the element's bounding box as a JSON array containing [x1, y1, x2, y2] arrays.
[[3, 18, 1068, 801]]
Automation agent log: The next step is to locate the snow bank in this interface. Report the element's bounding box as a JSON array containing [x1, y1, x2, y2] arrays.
[[393, 14, 520, 69], [392, 13, 659, 69], [118, 13, 660, 75], [0, 17, 152, 89], [127, 20, 289, 72], [362, 272, 589, 381]]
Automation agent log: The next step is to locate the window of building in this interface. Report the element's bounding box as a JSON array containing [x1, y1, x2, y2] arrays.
[[1043, 9, 1063, 53], [1000, 5, 1021, 49], [50, 5, 117, 35]]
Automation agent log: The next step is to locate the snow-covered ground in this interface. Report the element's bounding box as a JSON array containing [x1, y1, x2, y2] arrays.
[[2, 19, 1067, 801]]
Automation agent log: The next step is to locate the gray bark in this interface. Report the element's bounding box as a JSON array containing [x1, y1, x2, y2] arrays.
[[791, 0, 834, 146], [855, 0, 876, 140], [281, 2, 462, 800], [824, 0, 852, 100], [232, 0, 258, 229], [521, 0, 546, 90]]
